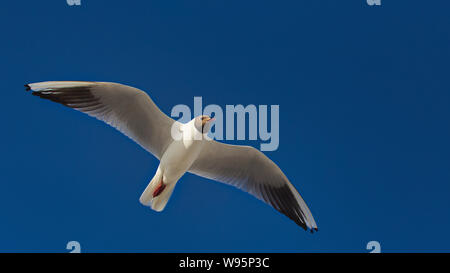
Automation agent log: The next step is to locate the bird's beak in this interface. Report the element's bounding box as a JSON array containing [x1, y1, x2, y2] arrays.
[[201, 117, 215, 127]]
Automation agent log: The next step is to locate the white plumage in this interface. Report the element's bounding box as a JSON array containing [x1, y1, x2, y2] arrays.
[[27, 81, 318, 232]]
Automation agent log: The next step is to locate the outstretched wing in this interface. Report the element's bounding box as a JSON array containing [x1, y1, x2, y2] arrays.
[[189, 141, 318, 232], [26, 81, 176, 159]]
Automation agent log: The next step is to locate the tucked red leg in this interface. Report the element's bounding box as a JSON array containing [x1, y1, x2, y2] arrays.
[[152, 180, 166, 198]]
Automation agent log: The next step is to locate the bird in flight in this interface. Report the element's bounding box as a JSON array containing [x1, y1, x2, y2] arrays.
[[26, 81, 318, 232]]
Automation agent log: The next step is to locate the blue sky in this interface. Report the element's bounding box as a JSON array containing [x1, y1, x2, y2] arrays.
[[1, 0, 450, 252]]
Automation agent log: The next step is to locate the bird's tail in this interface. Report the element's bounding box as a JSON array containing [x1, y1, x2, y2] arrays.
[[139, 167, 177, 212]]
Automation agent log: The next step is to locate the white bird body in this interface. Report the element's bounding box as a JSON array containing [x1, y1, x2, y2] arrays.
[[26, 81, 318, 232], [140, 119, 207, 211]]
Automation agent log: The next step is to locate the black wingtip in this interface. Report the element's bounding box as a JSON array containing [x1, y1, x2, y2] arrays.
[[25, 84, 31, 91]]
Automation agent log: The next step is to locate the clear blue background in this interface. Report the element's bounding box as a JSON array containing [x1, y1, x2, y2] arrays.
[[1, 0, 449, 252]]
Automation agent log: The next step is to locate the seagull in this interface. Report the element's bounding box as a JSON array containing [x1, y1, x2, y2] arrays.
[[26, 81, 318, 232]]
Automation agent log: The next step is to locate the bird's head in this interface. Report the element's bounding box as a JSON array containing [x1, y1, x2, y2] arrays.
[[194, 115, 215, 134]]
